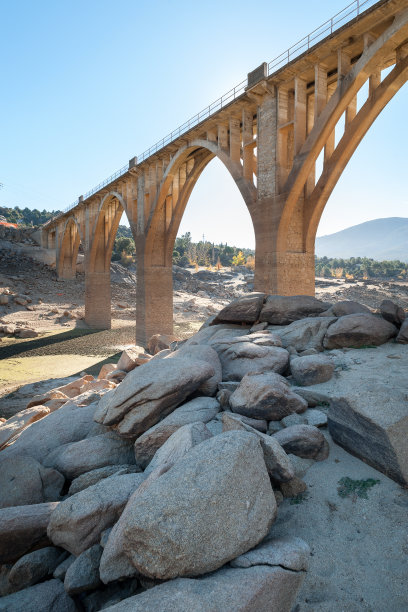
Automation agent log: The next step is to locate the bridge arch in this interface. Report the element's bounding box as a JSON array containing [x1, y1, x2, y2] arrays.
[[304, 57, 408, 252], [85, 191, 135, 329], [258, 13, 408, 296], [135, 141, 256, 345], [88, 191, 128, 273], [56, 216, 83, 280], [277, 9, 408, 251], [145, 140, 256, 264]]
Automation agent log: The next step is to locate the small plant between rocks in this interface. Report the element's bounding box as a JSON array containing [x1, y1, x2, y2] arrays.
[[337, 476, 380, 500], [290, 492, 309, 505]]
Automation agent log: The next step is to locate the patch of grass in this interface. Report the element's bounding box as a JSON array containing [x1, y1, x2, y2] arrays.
[[317, 400, 330, 408], [335, 362, 351, 371], [351, 345, 378, 349], [290, 492, 309, 505], [337, 476, 380, 501]]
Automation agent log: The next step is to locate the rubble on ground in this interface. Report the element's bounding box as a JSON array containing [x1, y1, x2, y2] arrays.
[[0, 294, 407, 610]]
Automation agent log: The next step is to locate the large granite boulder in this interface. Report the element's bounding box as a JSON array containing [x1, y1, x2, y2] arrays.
[[144, 422, 212, 475], [259, 295, 330, 325], [68, 464, 140, 496], [273, 425, 329, 460], [134, 397, 220, 469], [396, 319, 408, 344], [0, 400, 98, 463], [320, 300, 371, 317], [211, 339, 289, 381], [47, 473, 145, 556], [147, 333, 179, 355], [0, 456, 64, 508], [290, 354, 334, 386], [93, 357, 214, 437], [380, 299, 405, 327], [102, 565, 305, 612], [64, 544, 103, 595], [0, 406, 50, 450], [273, 316, 337, 352], [116, 346, 151, 372], [165, 345, 222, 396], [323, 313, 397, 349], [0, 502, 59, 564], [183, 324, 250, 347], [100, 431, 276, 582], [0, 579, 75, 612], [229, 372, 307, 420], [230, 535, 310, 571], [8, 546, 64, 590], [43, 431, 135, 479], [212, 293, 266, 324], [328, 382, 408, 484], [221, 413, 294, 482]]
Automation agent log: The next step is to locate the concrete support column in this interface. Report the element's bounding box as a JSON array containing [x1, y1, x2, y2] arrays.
[[257, 91, 277, 199], [254, 89, 315, 297], [324, 129, 335, 163], [369, 70, 381, 96], [84, 270, 111, 329], [252, 197, 315, 297], [59, 259, 76, 280], [294, 78, 306, 155], [337, 48, 351, 83], [229, 118, 241, 162], [135, 246, 173, 346], [314, 64, 327, 118], [346, 95, 357, 125], [242, 109, 253, 181], [217, 124, 228, 151]]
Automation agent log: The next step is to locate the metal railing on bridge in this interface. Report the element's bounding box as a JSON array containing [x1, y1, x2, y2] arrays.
[[49, 0, 379, 225]]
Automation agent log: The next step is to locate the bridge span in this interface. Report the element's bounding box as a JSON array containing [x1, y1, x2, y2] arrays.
[[42, 0, 408, 345]]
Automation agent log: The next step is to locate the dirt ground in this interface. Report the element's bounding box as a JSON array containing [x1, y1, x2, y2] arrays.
[[1, 251, 408, 400]]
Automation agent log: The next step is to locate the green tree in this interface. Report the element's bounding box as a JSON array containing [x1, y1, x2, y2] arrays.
[[114, 236, 135, 255], [231, 251, 246, 266]]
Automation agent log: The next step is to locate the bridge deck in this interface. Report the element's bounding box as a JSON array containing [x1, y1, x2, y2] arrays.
[[44, 0, 400, 228]]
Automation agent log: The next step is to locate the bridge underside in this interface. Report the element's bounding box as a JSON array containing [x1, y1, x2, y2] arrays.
[[43, 0, 408, 346]]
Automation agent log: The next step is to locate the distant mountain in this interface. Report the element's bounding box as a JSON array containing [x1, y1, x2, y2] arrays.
[[316, 217, 408, 262]]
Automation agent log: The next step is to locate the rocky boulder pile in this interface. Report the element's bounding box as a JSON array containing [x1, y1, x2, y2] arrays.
[[0, 293, 406, 610]]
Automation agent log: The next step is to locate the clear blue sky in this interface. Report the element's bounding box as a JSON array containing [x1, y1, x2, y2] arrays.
[[1, 0, 407, 248]]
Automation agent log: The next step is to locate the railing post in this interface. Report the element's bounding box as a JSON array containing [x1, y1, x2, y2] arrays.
[[357, 0, 360, 15]]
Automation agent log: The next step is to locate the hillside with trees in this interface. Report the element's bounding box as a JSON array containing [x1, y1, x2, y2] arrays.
[[0, 206, 62, 226], [2, 207, 407, 280], [315, 256, 408, 280], [172, 233, 254, 269]]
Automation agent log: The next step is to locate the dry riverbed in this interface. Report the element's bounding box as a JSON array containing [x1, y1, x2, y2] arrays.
[[1, 254, 408, 407]]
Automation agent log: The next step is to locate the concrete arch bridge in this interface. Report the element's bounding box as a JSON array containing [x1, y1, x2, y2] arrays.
[[42, 0, 408, 346]]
